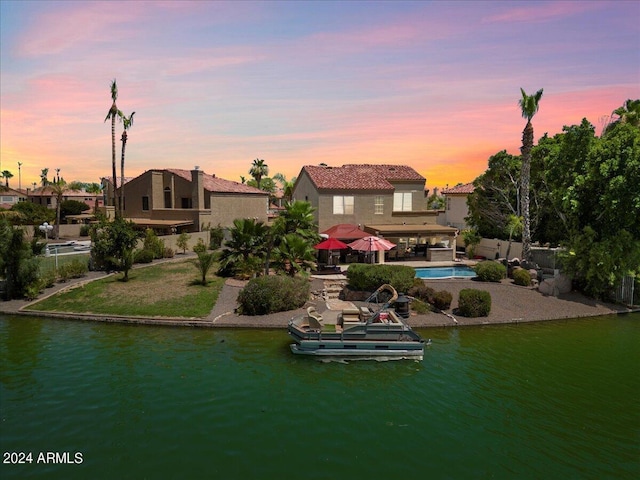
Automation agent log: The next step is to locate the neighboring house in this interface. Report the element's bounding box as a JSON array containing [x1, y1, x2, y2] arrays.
[[27, 187, 103, 211], [440, 182, 474, 230], [0, 187, 27, 209], [292, 164, 459, 260], [114, 168, 268, 233]]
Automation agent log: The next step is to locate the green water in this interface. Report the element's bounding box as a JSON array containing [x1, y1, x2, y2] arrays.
[[1, 314, 638, 479]]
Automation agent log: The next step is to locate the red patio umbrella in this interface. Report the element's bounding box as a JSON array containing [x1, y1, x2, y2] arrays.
[[314, 238, 349, 250], [314, 238, 349, 266]]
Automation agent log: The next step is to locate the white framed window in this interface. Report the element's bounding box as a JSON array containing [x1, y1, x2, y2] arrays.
[[393, 192, 412, 212], [374, 196, 384, 214], [333, 195, 354, 215]]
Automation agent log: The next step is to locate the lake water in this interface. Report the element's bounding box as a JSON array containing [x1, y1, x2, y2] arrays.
[[1, 313, 639, 479]]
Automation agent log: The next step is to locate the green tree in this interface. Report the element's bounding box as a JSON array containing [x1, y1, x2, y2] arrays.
[[119, 111, 135, 217], [504, 214, 523, 260], [249, 158, 268, 189], [60, 199, 90, 219], [466, 151, 521, 239], [218, 218, 268, 277], [247, 177, 276, 194], [518, 87, 543, 262], [177, 232, 191, 254], [1, 170, 13, 188], [604, 98, 640, 134], [273, 173, 297, 202], [194, 250, 216, 285], [10, 201, 54, 226], [40, 168, 49, 187], [0, 219, 40, 300], [104, 79, 123, 215], [67, 181, 85, 191], [278, 200, 319, 241], [273, 233, 316, 276], [90, 217, 141, 279]]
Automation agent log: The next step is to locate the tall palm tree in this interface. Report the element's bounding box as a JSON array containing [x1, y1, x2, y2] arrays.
[[50, 178, 67, 239], [518, 87, 543, 263], [40, 168, 49, 187], [1, 170, 13, 188], [604, 99, 640, 135], [104, 79, 123, 216], [119, 111, 135, 217], [249, 158, 268, 189], [273, 172, 297, 202]]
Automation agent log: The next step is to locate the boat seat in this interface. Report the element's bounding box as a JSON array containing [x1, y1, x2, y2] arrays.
[[307, 306, 323, 323], [308, 315, 322, 331]]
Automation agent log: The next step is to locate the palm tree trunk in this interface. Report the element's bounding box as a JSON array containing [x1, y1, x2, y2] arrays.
[[111, 113, 118, 218], [520, 121, 533, 263], [120, 132, 127, 218]]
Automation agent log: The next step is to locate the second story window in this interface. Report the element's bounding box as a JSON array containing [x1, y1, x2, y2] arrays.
[[374, 196, 384, 214], [142, 196, 149, 211], [393, 192, 412, 212], [333, 195, 354, 215]]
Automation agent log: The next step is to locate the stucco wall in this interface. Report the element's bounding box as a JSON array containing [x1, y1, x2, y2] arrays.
[[209, 194, 268, 227]]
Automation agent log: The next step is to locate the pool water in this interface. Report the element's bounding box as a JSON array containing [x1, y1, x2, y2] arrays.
[[415, 265, 476, 279]]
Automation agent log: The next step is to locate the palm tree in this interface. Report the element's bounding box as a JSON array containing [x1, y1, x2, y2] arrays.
[[504, 214, 523, 261], [50, 178, 67, 239], [1, 170, 13, 188], [279, 200, 319, 241], [273, 233, 316, 277], [273, 173, 297, 202], [249, 158, 268, 189], [218, 218, 268, 277], [518, 87, 543, 263], [40, 168, 49, 187], [119, 111, 135, 217], [86, 182, 103, 213], [104, 79, 123, 216], [604, 99, 640, 135], [194, 250, 216, 285]]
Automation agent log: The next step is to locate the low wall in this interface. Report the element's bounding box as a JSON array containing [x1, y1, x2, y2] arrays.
[[427, 248, 454, 261]]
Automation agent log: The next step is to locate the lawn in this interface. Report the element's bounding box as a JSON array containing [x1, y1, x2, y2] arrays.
[[27, 260, 225, 318]]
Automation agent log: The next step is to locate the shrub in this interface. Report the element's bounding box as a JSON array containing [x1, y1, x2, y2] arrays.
[[164, 247, 175, 258], [408, 281, 436, 303], [143, 228, 165, 259], [346, 263, 415, 293], [41, 270, 57, 288], [237, 275, 310, 315], [134, 249, 155, 264], [210, 224, 225, 250], [458, 289, 491, 317], [474, 261, 506, 282], [176, 232, 191, 254], [411, 298, 432, 314], [57, 259, 88, 282], [433, 290, 453, 310], [512, 268, 531, 286], [193, 238, 207, 254], [79, 225, 91, 237]]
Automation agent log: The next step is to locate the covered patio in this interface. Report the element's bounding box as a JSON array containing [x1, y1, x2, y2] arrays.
[[363, 224, 460, 262]]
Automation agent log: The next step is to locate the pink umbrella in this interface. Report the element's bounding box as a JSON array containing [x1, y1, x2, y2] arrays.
[[347, 236, 396, 252]]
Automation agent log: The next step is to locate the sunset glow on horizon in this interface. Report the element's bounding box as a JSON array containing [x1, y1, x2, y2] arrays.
[[1, 0, 638, 191]]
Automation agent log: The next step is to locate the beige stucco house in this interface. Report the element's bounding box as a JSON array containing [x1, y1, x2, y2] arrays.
[[440, 182, 474, 230], [111, 168, 268, 232], [0, 187, 27, 209], [292, 164, 459, 260]]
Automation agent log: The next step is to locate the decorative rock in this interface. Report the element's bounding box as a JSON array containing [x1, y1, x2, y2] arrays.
[[538, 274, 572, 297]]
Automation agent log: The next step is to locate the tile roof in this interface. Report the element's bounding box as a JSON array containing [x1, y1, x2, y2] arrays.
[[302, 164, 425, 191], [442, 182, 475, 195], [166, 169, 267, 195]]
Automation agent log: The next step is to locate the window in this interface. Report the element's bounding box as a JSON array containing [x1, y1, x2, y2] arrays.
[[181, 197, 192, 209], [333, 195, 354, 215], [374, 196, 384, 214], [142, 196, 149, 211], [446, 197, 451, 211], [393, 192, 412, 212], [164, 187, 171, 208]]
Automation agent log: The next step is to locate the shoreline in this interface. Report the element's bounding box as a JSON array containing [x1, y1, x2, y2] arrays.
[[1, 269, 635, 328]]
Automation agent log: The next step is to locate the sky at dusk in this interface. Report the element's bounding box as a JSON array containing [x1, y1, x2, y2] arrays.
[[1, 0, 639, 192]]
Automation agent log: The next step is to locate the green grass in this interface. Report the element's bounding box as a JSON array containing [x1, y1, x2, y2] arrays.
[[27, 260, 225, 318]]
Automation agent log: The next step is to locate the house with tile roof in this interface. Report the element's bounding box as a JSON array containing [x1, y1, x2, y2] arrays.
[[27, 186, 104, 211], [292, 164, 459, 260], [0, 186, 27, 210], [116, 168, 268, 232], [440, 182, 475, 230]]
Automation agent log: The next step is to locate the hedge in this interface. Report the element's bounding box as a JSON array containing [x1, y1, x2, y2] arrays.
[[346, 263, 415, 293], [474, 261, 506, 282], [237, 275, 310, 315]]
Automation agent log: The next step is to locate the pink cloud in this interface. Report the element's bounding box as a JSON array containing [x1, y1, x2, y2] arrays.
[[482, 0, 602, 24]]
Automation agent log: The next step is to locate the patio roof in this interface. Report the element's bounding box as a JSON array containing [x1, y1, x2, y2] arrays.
[[127, 218, 194, 228], [363, 224, 459, 237], [321, 223, 369, 240]]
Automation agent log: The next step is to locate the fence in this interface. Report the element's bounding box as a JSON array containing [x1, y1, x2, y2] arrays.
[[615, 275, 636, 307]]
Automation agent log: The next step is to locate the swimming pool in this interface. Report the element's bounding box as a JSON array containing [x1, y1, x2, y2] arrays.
[[415, 265, 476, 279]]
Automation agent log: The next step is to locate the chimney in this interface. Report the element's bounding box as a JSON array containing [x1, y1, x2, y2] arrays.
[[191, 169, 204, 210]]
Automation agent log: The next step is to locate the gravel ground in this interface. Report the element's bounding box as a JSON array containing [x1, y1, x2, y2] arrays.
[[1, 269, 630, 329]]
